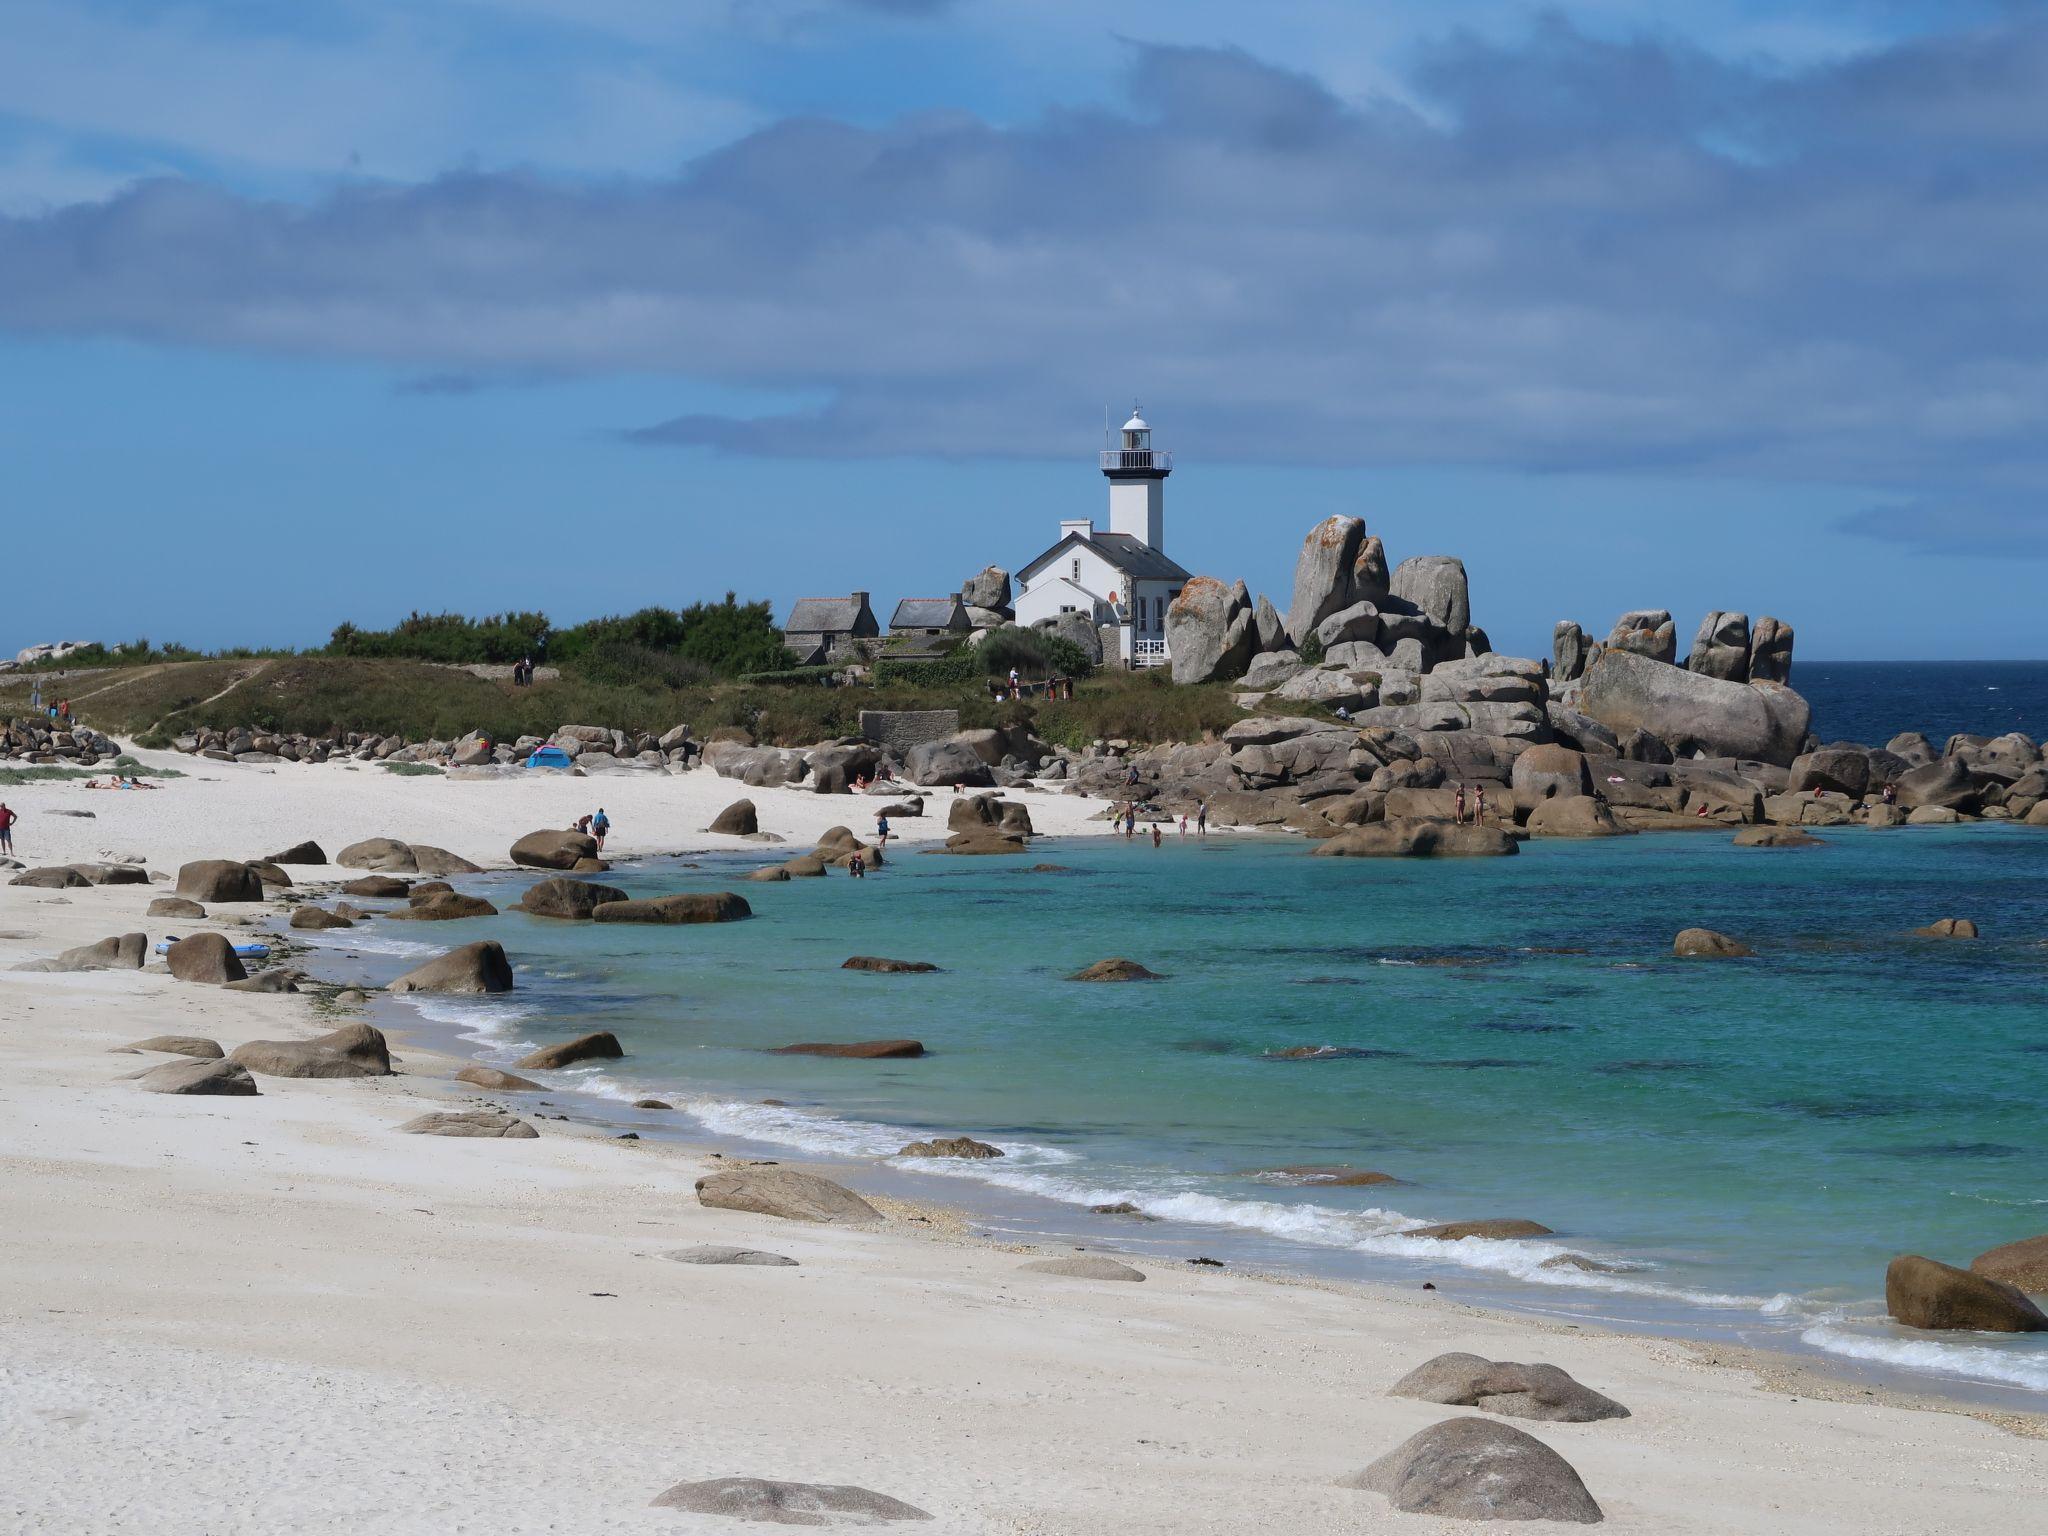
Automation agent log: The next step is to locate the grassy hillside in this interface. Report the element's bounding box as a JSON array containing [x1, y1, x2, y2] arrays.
[[0, 657, 1249, 750]]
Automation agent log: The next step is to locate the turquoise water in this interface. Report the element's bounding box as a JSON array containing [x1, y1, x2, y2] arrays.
[[307, 825, 2048, 1397]]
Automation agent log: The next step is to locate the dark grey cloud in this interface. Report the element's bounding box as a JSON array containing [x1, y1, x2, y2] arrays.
[[5, 17, 2048, 548]]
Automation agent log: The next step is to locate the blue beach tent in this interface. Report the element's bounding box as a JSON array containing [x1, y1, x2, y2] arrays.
[[527, 744, 574, 769]]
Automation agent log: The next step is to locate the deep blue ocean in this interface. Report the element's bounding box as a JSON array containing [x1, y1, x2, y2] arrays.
[[295, 659, 2048, 1403]]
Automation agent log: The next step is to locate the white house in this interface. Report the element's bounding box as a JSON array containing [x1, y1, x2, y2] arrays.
[[1013, 408, 1191, 667]]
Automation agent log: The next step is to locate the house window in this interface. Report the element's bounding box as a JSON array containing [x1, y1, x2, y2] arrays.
[[1071, 557, 1081, 583], [1060, 604, 1076, 614]]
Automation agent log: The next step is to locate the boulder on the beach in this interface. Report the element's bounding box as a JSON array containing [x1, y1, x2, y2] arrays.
[[412, 845, 482, 876], [771, 1039, 925, 1059], [650, 1478, 927, 1524], [225, 970, 300, 994], [24, 932, 148, 972], [842, 956, 940, 973], [454, 1064, 544, 1092], [165, 932, 248, 985], [1673, 927, 1752, 958], [695, 1167, 883, 1224], [136, 1058, 259, 1096], [264, 840, 327, 865], [899, 1136, 1003, 1159], [708, 798, 759, 835], [1314, 820, 1519, 858], [397, 1110, 539, 1138], [1020, 1255, 1146, 1281], [74, 863, 150, 886], [1406, 1218, 1554, 1241], [1733, 826, 1823, 848], [662, 1246, 800, 1266], [340, 875, 410, 899], [1389, 1353, 1630, 1423], [513, 877, 630, 919], [9, 866, 91, 888], [232, 1023, 390, 1079], [904, 738, 995, 788], [336, 837, 417, 873], [147, 896, 206, 918], [175, 859, 264, 904], [1913, 917, 1978, 939], [1866, 804, 1908, 828], [1885, 1254, 2048, 1332], [590, 891, 751, 924], [1344, 1416, 1603, 1524], [385, 891, 499, 922], [289, 905, 352, 930], [1067, 958, 1163, 982], [510, 829, 601, 870], [127, 1035, 224, 1059], [1525, 796, 1628, 839], [1971, 1234, 2048, 1296], [1579, 648, 1810, 766], [387, 940, 515, 995], [515, 1031, 624, 1069], [244, 860, 292, 889]]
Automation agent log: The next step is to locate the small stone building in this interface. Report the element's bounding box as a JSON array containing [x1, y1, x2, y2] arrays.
[[783, 592, 879, 665], [888, 594, 972, 637]]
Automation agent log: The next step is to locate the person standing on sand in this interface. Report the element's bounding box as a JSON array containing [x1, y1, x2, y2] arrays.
[[0, 802, 15, 856], [875, 812, 890, 845], [590, 808, 610, 849]]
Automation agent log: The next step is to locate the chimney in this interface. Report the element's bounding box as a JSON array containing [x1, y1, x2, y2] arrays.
[[1061, 519, 1093, 543]]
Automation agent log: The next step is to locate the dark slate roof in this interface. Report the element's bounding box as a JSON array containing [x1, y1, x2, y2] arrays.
[[786, 595, 868, 633], [890, 597, 966, 630], [1018, 530, 1192, 583]]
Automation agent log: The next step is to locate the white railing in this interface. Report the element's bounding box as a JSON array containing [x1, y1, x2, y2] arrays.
[[1099, 448, 1173, 473], [1132, 639, 1168, 668]]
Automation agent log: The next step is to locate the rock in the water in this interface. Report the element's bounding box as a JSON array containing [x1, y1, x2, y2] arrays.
[[1906, 805, 1963, 825], [1733, 825, 1823, 848], [1389, 1353, 1630, 1423], [128, 1035, 224, 1059], [1406, 1219, 1554, 1241], [899, 1136, 1003, 1159], [1579, 648, 1810, 766], [1314, 820, 1518, 858], [386, 892, 498, 921], [1686, 611, 1751, 681], [635, 1098, 672, 1109], [165, 932, 249, 984], [1020, 1255, 1146, 1281], [1524, 797, 1628, 839], [771, 1039, 925, 1059], [591, 891, 751, 924], [397, 1110, 539, 1138], [513, 877, 630, 919], [1913, 917, 1978, 939], [175, 859, 264, 904], [516, 1031, 624, 1069], [842, 956, 940, 973], [1066, 958, 1162, 982], [404, 845, 483, 877], [1258, 1166, 1399, 1186], [454, 1064, 545, 1091], [387, 940, 515, 995], [136, 1058, 259, 1096], [1885, 1254, 2048, 1332], [663, 1246, 800, 1267], [147, 896, 207, 918], [1673, 927, 1752, 958], [650, 1477, 928, 1524], [289, 905, 353, 930], [1166, 575, 1256, 684], [695, 1168, 883, 1224], [709, 798, 759, 836], [1344, 1416, 1603, 1524], [1971, 1234, 2048, 1296], [341, 875, 410, 899], [509, 829, 601, 870]]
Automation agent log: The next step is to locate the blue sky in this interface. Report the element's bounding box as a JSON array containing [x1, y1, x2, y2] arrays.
[[3, 0, 2046, 660]]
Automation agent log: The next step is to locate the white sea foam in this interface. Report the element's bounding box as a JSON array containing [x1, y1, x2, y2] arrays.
[[296, 930, 442, 959], [1800, 1321, 2048, 1392], [398, 995, 542, 1052]]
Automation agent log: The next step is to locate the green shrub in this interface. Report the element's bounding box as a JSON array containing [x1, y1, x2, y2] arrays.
[[1298, 633, 1325, 666], [382, 761, 445, 776]]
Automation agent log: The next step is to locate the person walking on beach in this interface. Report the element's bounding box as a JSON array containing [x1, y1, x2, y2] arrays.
[[590, 808, 610, 849], [0, 802, 15, 856], [1454, 783, 1467, 824]]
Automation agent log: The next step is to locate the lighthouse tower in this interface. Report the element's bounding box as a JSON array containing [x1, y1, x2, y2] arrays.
[[1100, 405, 1172, 550]]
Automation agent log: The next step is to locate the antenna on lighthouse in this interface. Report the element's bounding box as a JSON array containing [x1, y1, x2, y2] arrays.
[[1102, 403, 1110, 449]]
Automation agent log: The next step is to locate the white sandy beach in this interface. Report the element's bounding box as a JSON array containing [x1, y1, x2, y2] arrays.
[[3, 758, 2046, 1533]]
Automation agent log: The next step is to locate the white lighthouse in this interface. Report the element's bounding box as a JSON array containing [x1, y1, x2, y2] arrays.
[[1101, 406, 1172, 549], [1012, 405, 1191, 668]]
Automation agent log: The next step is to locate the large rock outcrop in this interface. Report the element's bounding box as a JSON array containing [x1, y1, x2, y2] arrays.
[[962, 564, 1012, 614], [703, 740, 810, 787], [1286, 515, 1368, 649], [1749, 616, 1795, 682], [1607, 608, 1677, 663], [1885, 1254, 2048, 1332], [509, 829, 600, 870], [1166, 576, 1257, 684], [1578, 648, 1810, 766], [1971, 1234, 2048, 1296], [1686, 611, 1751, 681], [175, 860, 264, 904], [387, 940, 515, 995], [1389, 555, 1470, 638]]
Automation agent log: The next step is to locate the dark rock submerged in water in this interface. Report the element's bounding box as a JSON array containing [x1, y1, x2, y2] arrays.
[[1314, 820, 1518, 858], [898, 1136, 1002, 1159], [385, 892, 498, 921], [513, 877, 630, 919], [1346, 1416, 1603, 1523], [515, 1032, 624, 1070], [1389, 1352, 1630, 1422], [650, 1477, 930, 1523], [1406, 1218, 1554, 1241], [1733, 826, 1823, 847], [1254, 1165, 1399, 1186], [842, 956, 940, 973], [1672, 927, 1752, 958], [387, 941, 515, 994], [772, 1039, 925, 1059], [1885, 1254, 2048, 1332], [1912, 917, 1978, 939], [1066, 958, 1163, 982], [591, 891, 751, 924]]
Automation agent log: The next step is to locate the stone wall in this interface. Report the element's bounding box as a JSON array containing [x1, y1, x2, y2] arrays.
[[859, 709, 960, 754]]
